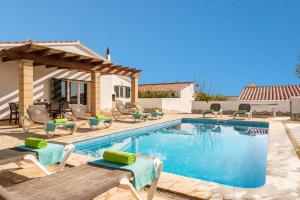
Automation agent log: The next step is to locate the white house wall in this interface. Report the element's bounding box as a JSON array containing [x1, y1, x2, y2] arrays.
[[0, 61, 92, 119], [112, 75, 131, 104], [137, 84, 195, 113], [100, 75, 113, 112]]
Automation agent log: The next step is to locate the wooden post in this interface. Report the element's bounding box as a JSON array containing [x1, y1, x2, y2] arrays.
[[131, 74, 140, 107], [90, 71, 101, 116], [18, 60, 34, 120]]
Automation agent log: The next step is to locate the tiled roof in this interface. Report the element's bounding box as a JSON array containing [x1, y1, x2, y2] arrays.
[[238, 85, 300, 101], [139, 82, 193, 92]]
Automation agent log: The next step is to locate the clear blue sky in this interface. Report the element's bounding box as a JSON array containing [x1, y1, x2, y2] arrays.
[[0, 0, 300, 95]]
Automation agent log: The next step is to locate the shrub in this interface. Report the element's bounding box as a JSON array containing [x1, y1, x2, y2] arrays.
[[195, 93, 227, 101], [138, 91, 173, 98]]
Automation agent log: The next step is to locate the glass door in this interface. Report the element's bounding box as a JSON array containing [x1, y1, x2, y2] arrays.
[[69, 82, 78, 104], [79, 82, 88, 105]]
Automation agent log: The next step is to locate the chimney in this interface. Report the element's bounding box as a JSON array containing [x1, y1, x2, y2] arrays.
[[106, 47, 111, 63], [247, 82, 256, 87]]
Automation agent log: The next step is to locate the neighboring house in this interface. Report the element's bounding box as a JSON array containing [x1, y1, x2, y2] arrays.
[[192, 83, 299, 114], [238, 83, 300, 101], [237, 83, 300, 114], [138, 82, 195, 113], [0, 41, 138, 119], [139, 82, 195, 100]]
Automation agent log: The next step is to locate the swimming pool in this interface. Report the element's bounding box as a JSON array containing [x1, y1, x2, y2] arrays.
[[74, 119, 269, 188]]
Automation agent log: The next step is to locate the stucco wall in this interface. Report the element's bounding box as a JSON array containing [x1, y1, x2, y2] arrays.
[[138, 98, 192, 113], [137, 84, 195, 113], [192, 100, 291, 113], [0, 61, 91, 119], [112, 75, 131, 104]]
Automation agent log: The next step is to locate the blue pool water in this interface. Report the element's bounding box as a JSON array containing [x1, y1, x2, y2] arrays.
[[74, 119, 269, 188]]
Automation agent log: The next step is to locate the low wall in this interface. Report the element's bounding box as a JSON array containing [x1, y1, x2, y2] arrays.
[[137, 99, 291, 115], [192, 100, 291, 115], [138, 98, 192, 113]]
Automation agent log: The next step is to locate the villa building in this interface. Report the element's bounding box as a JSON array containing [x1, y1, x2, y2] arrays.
[[0, 41, 140, 120], [138, 82, 195, 113]]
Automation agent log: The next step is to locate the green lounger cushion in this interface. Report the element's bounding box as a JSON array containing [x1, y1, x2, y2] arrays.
[[95, 115, 105, 119], [103, 149, 136, 165], [53, 118, 68, 124], [151, 111, 159, 118], [25, 137, 47, 149], [205, 109, 214, 113], [236, 110, 247, 114]]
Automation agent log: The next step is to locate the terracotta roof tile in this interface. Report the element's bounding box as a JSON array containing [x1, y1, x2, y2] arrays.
[[238, 85, 300, 101], [139, 82, 193, 92]]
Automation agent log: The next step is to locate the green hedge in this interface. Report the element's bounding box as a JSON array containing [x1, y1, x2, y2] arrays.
[[195, 93, 227, 101], [138, 91, 174, 98]]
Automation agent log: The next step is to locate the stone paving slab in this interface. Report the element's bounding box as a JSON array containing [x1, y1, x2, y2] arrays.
[[1, 115, 298, 199], [284, 122, 300, 155]]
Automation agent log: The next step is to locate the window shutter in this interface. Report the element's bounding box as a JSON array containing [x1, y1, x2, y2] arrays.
[[51, 78, 62, 102], [114, 86, 120, 97], [126, 87, 131, 98]]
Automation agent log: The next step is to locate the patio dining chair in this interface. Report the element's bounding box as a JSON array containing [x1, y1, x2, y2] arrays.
[[48, 101, 62, 119], [8, 102, 19, 124], [20, 105, 78, 138], [70, 104, 112, 130]]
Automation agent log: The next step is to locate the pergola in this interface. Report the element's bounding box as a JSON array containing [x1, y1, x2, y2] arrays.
[[0, 44, 141, 118]]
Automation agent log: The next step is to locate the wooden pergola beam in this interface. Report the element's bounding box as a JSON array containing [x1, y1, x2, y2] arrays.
[[1, 50, 95, 71], [0, 44, 141, 76]]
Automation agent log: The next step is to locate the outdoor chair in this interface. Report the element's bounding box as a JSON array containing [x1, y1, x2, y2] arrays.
[[70, 104, 112, 130], [61, 102, 72, 117], [202, 103, 223, 118], [111, 101, 133, 119], [20, 105, 78, 138], [0, 144, 74, 176], [8, 102, 19, 124], [233, 103, 252, 119], [112, 101, 148, 121], [48, 101, 62, 119], [0, 157, 163, 200], [134, 103, 164, 120]]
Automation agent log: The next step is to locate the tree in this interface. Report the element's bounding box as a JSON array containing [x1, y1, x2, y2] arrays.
[[296, 61, 300, 79]]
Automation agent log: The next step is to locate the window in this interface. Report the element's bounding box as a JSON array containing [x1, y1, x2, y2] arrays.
[[114, 86, 131, 98], [51, 78, 88, 105]]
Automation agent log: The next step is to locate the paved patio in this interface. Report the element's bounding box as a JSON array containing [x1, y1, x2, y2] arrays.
[[0, 114, 299, 199]]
